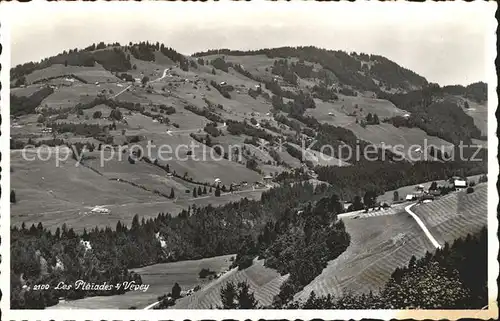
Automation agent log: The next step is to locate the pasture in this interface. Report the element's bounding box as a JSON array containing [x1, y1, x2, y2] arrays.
[[10, 150, 166, 231], [24, 64, 120, 84], [10, 150, 266, 232], [287, 142, 350, 167], [49, 254, 234, 309]]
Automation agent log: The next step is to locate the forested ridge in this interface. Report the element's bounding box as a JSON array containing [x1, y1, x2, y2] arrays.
[[193, 46, 428, 92], [380, 84, 485, 144]]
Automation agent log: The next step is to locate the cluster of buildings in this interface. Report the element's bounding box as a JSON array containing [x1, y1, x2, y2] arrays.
[[405, 177, 469, 202]]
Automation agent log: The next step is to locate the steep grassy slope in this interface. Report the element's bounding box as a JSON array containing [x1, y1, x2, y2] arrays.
[[294, 183, 488, 303], [173, 259, 288, 309], [294, 212, 435, 301], [412, 183, 487, 245]]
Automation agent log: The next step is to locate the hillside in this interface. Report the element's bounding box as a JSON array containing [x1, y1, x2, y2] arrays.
[[10, 42, 489, 310], [294, 183, 488, 302], [412, 183, 487, 245], [50, 254, 234, 309], [173, 259, 288, 309]]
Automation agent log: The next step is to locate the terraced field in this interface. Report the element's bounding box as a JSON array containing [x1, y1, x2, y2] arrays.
[[173, 259, 288, 309], [294, 211, 436, 302], [295, 183, 488, 303], [412, 183, 487, 245], [49, 254, 234, 309]]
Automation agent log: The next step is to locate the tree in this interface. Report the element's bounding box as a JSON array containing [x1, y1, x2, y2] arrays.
[[215, 185, 221, 197], [236, 281, 258, 308], [366, 113, 373, 123], [464, 101, 470, 109], [352, 195, 363, 210], [197, 186, 202, 196], [203, 186, 207, 195], [382, 261, 469, 309], [373, 113, 380, 124], [220, 281, 238, 309], [11, 190, 17, 203], [93, 111, 102, 119], [193, 188, 197, 198], [393, 190, 399, 202], [64, 60, 68, 67], [363, 190, 376, 209], [220, 281, 258, 309], [170, 188, 175, 199], [172, 282, 181, 299], [109, 108, 122, 120], [131, 214, 140, 231], [429, 181, 438, 191], [211, 68, 216, 75], [141, 76, 149, 85]]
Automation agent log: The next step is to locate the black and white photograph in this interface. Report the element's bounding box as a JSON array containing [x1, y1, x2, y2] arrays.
[[1, 1, 497, 319]]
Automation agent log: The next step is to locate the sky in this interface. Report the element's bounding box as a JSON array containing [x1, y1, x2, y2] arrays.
[[3, 1, 496, 86]]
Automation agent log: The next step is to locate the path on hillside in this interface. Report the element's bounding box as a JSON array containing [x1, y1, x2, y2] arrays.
[[150, 68, 169, 83], [110, 68, 169, 99], [404, 203, 442, 249], [166, 122, 227, 136], [337, 202, 442, 249], [111, 84, 133, 99], [143, 301, 160, 310]]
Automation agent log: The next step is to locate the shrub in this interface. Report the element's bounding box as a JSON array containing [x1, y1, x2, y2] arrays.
[[199, 268, 216, 279]]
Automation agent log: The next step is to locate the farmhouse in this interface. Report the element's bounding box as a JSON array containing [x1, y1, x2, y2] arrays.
[[454, 179, 468, 189], [342, 202, 353, 211], [263, 174, 273, 181], [91, 206, 110, 214], [405, 194, 415, 201]]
